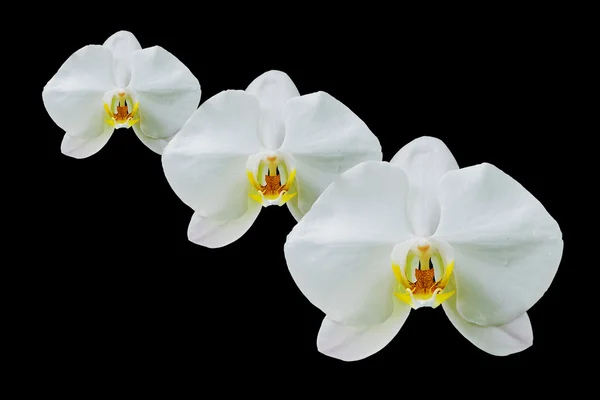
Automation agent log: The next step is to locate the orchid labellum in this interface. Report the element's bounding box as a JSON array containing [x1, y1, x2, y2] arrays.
[[42, 31, 201, 158], [161, 70, 382, 248], [284, 136, 563, 361]]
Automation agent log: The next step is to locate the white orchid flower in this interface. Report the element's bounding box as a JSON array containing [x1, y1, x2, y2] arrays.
[[161, 70, 382, 248], [42, 31, 201, 159], [284, 136, 563, 361]]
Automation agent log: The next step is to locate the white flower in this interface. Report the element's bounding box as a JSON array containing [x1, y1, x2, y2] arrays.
[[161, 70, 382, 248], [42, 31, 201, 159], [284, 136, 563, 361]]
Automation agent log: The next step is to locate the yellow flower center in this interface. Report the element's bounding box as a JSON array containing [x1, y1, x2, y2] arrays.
[[392, 241, 455, 309], [104, 92, 139, 128], [247, 155, 297, 206]]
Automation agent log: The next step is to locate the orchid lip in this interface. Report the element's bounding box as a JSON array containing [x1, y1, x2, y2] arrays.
[[392, 238, 455, 310], [103, 90, 139, 129], [247, 153, 297, 207]]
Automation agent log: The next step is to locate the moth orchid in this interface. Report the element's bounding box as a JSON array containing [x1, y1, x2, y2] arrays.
[[284, 136, 563, 361], [161, 70, 382, 248], [42, 31, 201, 158]]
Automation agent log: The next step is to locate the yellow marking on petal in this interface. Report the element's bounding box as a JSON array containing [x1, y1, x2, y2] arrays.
[[419, 253, 430, 270], [130, 101, 139, 115], [283, 168, 296, 191], [280, 192, 297, 205], [392, 263, 411, 289], [438, 261, 454, 288], [104, 98, 139, 127], [433, 290, 455, 308], [104, 103, 113, 117], [249, 193, 263, 204], [394, 291, 414, 307], [247, 165, 297, 204], [392, 253, 455, 309], [417, 243, 430, 252], [247, 171, 262, 191], [268, 162, 277, 176]]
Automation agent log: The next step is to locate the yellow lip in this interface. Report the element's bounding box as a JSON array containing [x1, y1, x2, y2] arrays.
[[247, 157, 297, 206], [104, 93, 139, 128], [392, 255, 455, 309]]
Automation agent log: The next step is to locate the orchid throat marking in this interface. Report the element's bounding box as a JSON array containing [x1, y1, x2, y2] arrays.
[[247, 154, 297, 207], [104, 92, 139, 128], [392, 240, 455, 309]]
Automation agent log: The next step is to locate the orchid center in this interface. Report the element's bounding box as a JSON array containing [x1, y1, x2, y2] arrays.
[[103, 90, 139, 129], [391, 238, 455, 310], [247, 152, 297, 207]]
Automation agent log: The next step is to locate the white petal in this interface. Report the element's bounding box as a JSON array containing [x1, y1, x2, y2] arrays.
[[103, 30, 141, 87], [317, 301, 411, 362], [390, 136, 459, 237], [246, 70, 300, 149], [162, 90, 262, 220], [188, 199, 262, 248], [42, 45, 114, 138], [60, 125, 114, 159], [442, 278, 533, 356], [280, 92, 382, 215], [285, 191, 304, 222], [284, 161, 413, 326], [128, 46, 201, 140], [433, 163, 563, 326], [133, 124, 170, 155]]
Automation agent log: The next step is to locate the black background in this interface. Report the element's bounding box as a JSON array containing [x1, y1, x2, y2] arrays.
[[39, 16, 571, 378]]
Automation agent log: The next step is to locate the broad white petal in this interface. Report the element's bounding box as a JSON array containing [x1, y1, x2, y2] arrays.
[[188, 199, 262, 248], [103, 30, 142, 87], [279, 154, 326, 219], [133, 124, 170, 155], [42, 45, 114, 138], [317, 300, 411, 362], [60, 124, 114, 159], [390, 136, 459, 237], [162, 90, 262, 220], [433, 163, 563, 326], [128, 46, 201, 140], [442, 278, 533, 356], [284, 161, 413, 326], [246, 70, 300, 149], [280, 92, 382, 215]]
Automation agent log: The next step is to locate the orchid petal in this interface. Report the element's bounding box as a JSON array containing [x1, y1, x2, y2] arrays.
[[60, 124, 114, 159], [285, 161, 413, 326], [285, 186, 304, 221], [128, 46, 201, 140], [317, 301, 411, 362], [246, 70, 300, 149], [42, 45, 114, 138], [433, 163, 563, 326], [390, 136, 458, 237], [280, 92, 382, 216], [162, 90, 262, 220], [102, 30, 141, 87], [188, 199, 262, 248], [132, 125, 170, 155], [442, 277, 533, 356]]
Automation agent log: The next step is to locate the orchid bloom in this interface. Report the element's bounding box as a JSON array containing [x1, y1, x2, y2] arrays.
[[161, 70, 382, 248], [42, 31, 201, 159], [284, 136, 563, 361]]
